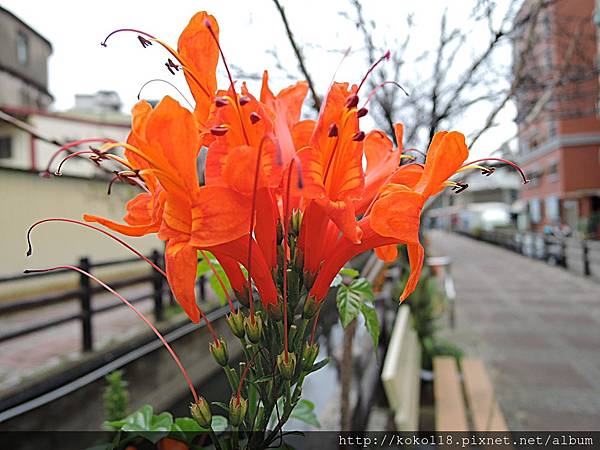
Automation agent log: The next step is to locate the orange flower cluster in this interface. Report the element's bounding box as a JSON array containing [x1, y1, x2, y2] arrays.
[[83, 11, 473, 323]]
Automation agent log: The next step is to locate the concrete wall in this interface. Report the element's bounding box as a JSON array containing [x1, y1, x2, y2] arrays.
[[0, 169, 161, 299]]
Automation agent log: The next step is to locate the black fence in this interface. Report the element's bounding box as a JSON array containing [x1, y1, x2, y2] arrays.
[[0, 251, 204, 352], [461, 229, 600, 281]]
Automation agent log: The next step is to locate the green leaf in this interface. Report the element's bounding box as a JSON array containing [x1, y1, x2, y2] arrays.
[[211, 401, 230, 414], [349, 277, 375, 302], [361, 302, 380, 349], [336, 285, 361, 327], [308, 357, 330, 374], [291, 399, 321, 428], [169, 417, 205, 444], [211, 415, 228, 433], [108, 405, 173, 443], [339, 267, 360, 278], [197, 251, 231, 305]]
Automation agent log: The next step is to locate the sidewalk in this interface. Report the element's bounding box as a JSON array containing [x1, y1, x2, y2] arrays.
[[428, 230, 600, 430]]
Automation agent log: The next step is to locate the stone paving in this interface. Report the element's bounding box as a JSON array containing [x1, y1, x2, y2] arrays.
[[428, 230, 600, 431]]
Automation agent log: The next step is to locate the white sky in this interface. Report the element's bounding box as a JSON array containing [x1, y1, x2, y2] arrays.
[[2, 0, 518, 156]]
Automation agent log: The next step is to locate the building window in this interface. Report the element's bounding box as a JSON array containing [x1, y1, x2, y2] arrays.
[[545, 196, 560, 222], [529, 199, 542, 224], [547, 162, 559, 182], [0, 136, 12, 159], [16, 31, 29, 65]]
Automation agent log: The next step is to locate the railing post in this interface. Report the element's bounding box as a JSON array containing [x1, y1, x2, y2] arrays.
[[79, 257, 93, 352], [151, 250, 164, 322]]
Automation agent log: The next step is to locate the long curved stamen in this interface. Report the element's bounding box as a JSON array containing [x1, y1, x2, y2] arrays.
[[363, 81, 409, 107], [199, 250, 235, 314], [137, 79, 195, 109], [24, 265, 199, 403], [357, 50, 391, 93], [100, 29, 156, 47], [26, 218, 166, 276], [56, 150, 132, 176], [198, 309, 218, 343], [45, 138, 117, 175], [463, 157, 529, 184]]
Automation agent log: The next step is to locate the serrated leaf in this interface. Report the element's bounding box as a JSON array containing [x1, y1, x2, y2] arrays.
[[336, 285, 361, 327], [169, 417, 205, 444], [290, 399, 321, 428], [361, 303, 380, 349], [349, 278, 374, 301], [339, 267, 360, 278], [108, 405, 172, 443]]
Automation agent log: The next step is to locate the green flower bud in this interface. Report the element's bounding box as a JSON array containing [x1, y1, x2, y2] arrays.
[[268, 300, 283, 321], [291, 210, 303, 237], [276, 220, 284, 244], [190, 397, 212, 429], [226, 310, 245, 339], [229, 396, 247, 428], [244, 314, 263, 344], [301, 343, 319, 371], [303, 270, 316, 290], [233, 285, 250, 306], [277, 352, 297, 380], [294, 248, 304, 272], [209, 338, 229, 367], [302, 295, 319, 320]]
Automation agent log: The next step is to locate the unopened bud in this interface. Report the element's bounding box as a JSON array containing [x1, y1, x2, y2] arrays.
[[244, 314, 263, 344], [209, 338, 229, 367], [277, 352, 297, 380], [294, 248, 304, 272], [229, 396, 247, 427], [267, 302, 283, 321], [303, 271, 316, 291], [291, 210, 303, 236], [226, 310, 245, 339], [301, 343, 319, 370], [303, 295, 319, 320], [190, 397, 212, 429], [234, 285, 250, 306]]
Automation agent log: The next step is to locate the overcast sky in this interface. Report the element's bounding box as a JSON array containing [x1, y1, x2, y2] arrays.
[[2, 0, 518, 156]]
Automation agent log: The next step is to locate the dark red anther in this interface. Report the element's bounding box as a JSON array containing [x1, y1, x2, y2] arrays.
[[482, 167, 495, 177], [137, 36, 152, 48], [352, 131, 366, 142], [328, 124, 339, 138], [345, 94, 359, 109], [210, 125, 229, 136], [249, 112, 261, 124], [239, 96, 251, 106], [204, 18, 213, 29], [357, 107, 368, 118], [215, 97, 229, 107], [452, 182, 469, 193], [384, 50, 391, 60], [165, 62, 175, 75]]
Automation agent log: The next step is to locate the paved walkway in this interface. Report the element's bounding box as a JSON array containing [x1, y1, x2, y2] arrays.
[[428, 230, 600, 431]]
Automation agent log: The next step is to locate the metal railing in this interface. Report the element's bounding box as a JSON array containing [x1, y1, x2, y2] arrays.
[[0, 251, 204, 352]]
